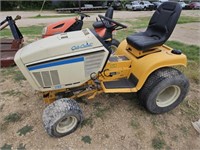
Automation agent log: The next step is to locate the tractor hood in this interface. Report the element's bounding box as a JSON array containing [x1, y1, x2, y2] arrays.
[[17, 29, 103, 65], [14, 28, 110, 91]]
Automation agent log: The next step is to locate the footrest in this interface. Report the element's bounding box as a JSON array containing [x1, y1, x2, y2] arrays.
[[103, 78, 136, 89]]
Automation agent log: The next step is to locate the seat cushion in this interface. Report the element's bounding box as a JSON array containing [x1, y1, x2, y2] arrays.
[[126, 32, 164, 51], [93, 21, 105, 28]]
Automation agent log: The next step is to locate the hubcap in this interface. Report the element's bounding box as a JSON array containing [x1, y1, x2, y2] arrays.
[[156, 85, 181, 107], [56, 116, 78, 133]]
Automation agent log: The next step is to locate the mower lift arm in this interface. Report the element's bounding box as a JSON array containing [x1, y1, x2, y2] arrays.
[[0, 16, 23, 40]]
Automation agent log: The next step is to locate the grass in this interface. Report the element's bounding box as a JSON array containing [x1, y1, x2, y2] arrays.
[[152, 137, 166, 150], [93, 102, 101, 108], [127, 17, 150, 29], [180, 98, 199, 118], [0, 79, 5, 83], [0, 144, 12, 150], [17, 143, 26, 150], [81, 116, 93, 128], [81, 135, 92, 144], [131, 119, 140, 129], [166, 41, 200, 84], [1, 67, 16, 76], [4, 113, 21, 123], [93, 101, 110, 119], [29, 14, 76, 19], [178, 16, 200, 24], [17, 125, 33, 136], [13, 71, 26, 82], [1, 67, 26, 82], [0, 25, 44, 37], [171, 135, 178, 142], [150, 116, 166, 127], [105, 134, 109, 138], [0, 122, 9, 132], [94, 107, 110, 119], [0, 104, 5, 112], [158, 130, 165, 137], [121, 15, 200, 31], [179, 126, 189, 136], [166, 41, 200, 62], [1, 90, 21, 97]]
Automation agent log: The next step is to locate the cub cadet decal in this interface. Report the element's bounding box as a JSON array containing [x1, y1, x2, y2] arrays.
[[71, 42, 93, 51]]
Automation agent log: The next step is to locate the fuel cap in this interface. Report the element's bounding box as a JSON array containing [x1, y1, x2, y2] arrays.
[[171, 49, 182, 55]]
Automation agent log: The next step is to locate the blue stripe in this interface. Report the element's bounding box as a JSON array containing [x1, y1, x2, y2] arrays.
[[28, 57, 84, 71]]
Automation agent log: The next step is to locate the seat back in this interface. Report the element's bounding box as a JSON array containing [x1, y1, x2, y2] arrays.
[[92, 7, 113, 29], [105, 7, 113, 19], [146, 2, 182, 42]]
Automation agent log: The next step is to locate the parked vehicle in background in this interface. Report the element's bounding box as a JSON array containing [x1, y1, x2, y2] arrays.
[[159, 0, 168, 2], [152, 1, 162, 9], [185, 2, 200, 9], [140, 1, 154, 11], [178, 1, 188, 9], [125, 1, 144, 11], [112, 0, 122, 10]]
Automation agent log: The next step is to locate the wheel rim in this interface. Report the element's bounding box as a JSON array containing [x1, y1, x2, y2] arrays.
[[156, 85, 181, 107], [56, 116, 78, 134], [109, 45, 118, 54]]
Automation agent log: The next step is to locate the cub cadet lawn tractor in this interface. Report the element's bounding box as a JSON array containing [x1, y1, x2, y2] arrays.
[[14, 2, 189, 137]]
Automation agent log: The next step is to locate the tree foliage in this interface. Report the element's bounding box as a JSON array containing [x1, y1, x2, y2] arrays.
[[0, 0, 107, 11]]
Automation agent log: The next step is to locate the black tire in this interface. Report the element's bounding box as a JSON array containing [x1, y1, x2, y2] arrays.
[[42, 98, 83, 137], [137, 67, 189, 114], [108, 39, 120, 54]]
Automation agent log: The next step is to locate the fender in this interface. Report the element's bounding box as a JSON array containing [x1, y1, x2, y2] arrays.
[[116, 40, 187, 91]]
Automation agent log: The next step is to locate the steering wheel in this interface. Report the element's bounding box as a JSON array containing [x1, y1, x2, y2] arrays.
[[76, 12, 90, 17], [98, 15, 127, 30]]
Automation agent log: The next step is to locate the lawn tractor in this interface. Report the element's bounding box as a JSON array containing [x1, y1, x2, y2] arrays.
[[14, 2, 189, 137], [42, 7, 123, 53]]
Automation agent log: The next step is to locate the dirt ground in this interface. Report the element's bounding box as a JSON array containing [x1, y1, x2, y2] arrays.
[[0, 10, 200, 150]]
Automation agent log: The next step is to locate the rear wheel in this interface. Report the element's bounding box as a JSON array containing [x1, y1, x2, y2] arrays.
[[43, 98, 83, 137], [108, 39, 120, 54], [137, 67, 189, 114]]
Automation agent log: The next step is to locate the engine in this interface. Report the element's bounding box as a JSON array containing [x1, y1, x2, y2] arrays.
[[14, 29, 109, 91]]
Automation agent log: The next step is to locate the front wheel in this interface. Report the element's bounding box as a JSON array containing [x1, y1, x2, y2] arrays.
[[42, 98, 83, 137], [108, 39, 120, 54], [137, 67, 189, 114]]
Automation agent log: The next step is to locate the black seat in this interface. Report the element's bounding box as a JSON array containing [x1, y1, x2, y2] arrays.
[[126, 2, 182, 51], [93, 7, 113, 28]]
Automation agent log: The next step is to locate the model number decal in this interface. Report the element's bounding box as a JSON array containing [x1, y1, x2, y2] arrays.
[[55, 85, 62, 89], [71, 42, 93, 50]]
